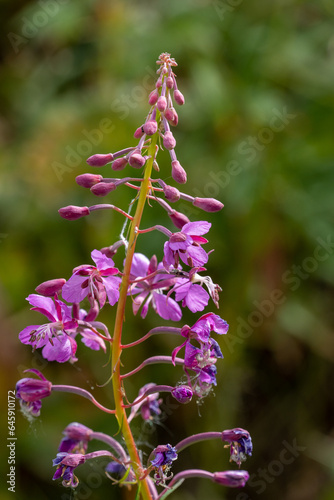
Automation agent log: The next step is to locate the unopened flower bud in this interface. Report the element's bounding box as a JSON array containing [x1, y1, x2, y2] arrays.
[[174, 89, 185, 105], [16, 373, 52, 402], [153, 160, 160, 171], [128, 152, 146, 169], [193, 197, 224, 212], [157, 96, 167, 112], [134, 126, 144, 139], [166, 76, 174, 88], [163, 131, 176, 150], [58, 206, 90, 221], [155, 76, 163, 88], [148, 89, 159, 105], [163, 185, 180, 203], [90, 182, 116, 196], [111, 157, 128, 171], [165, 107, 178, 126], [86, 153, 113, 167], [35, 279, 66, 297], [171, 385, 193, 404], [213, 471, 249, 488], [143, 120, 158, 135], [168, 210, 190, 229], [171, 160, 187, 184], [76, 174, 102, 188]]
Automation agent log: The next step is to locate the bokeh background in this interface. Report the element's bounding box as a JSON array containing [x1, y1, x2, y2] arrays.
[[1, 1, 334, 499]]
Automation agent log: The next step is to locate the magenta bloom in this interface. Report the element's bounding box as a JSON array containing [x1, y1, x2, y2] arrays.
[[62, 250, 121, 308], [173, 278, 209, 313], [19, 294, 78, 363], [128, 253, 182, 321], [163, 221, 211, 270], [181, 313, 229, 343]]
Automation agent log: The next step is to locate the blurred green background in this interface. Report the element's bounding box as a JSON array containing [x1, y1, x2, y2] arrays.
[[1, 0, 334, 499]]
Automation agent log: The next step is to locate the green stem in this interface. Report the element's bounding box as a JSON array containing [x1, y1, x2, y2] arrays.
[[111, 131, 158, 500]]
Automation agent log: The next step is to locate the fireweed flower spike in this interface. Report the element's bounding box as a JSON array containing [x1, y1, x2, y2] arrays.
[[17, 53, 250, 498]]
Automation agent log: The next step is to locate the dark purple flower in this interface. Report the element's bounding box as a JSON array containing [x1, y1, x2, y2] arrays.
[[19, 294, 78, 363], [150, 444, 178, 485], [171, 385, 193, 404], [16, 369, 52, 417], [163, 221, 211, 270], [62, 250, 121, 308], [58, 422, 93, 454], [222, 428, 253, 466], [128, 253, 182, 321], [52, 452, 85, 488], [213, 470, 249, 488]]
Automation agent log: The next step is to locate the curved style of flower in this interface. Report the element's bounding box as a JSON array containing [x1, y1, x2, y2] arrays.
[[128, 253, 182, 321], [62, 249, 121, 308]]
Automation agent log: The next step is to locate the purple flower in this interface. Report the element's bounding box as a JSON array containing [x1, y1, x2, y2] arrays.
[[52, 452, 86, 488], [62, 250, 121, 308], [171, 385, 193, 404], [128, 383, 162, 423], [163, 221, 211, 270], [19, 294, 78, 363], [172, 268, 222, 312], [222, 428, 253, 466], [128, 253, 182, 321], [58, 422, 93, 454], [213, 470, 249, 488], [172, 312, 227, 361], [181, 312, 229, 344], [16, 369, 52, 417], [173, 277, 210, 313], [150, 444, 178, 485]]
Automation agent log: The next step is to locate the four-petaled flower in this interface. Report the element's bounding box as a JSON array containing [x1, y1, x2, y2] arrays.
[[163, 221, 211, 270], [19, 294, 78, 363], [62, 249, 121, 308], [128, 253, 182, 321]]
